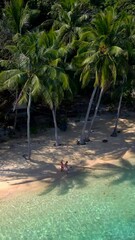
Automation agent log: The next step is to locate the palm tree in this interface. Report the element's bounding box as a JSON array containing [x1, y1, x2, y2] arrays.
[[0, 29, 69, 150], [111, 13, 135, 136], [104, 0, 135, 15], [1, 0, 36, 132], [50, 0, 93, 132], [3, 0, 30, 35], [37, 30, 70, 146], [76, 6, 127, 143], [0, 32, 42, 159], [42, 74, 69, 146], [79, 85, 98, 144], [51, 0, 90, 45]]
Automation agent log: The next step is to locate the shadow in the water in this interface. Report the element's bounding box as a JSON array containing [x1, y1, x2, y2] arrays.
[[111, 159, 135, 185], [39, 167, 90, 196], [92, 159, 135, 186]]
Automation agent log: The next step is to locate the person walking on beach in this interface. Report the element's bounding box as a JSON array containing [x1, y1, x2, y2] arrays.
[[60, 160, 64, 172], [64, 161, 69, 173]]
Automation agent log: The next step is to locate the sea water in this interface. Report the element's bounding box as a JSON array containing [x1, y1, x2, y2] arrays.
[[0, 169, 135, 240]]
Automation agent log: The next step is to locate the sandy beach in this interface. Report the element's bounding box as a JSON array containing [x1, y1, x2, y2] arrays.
[[0, 112, 135, 199]]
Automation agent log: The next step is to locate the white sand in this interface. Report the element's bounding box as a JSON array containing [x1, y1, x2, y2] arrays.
[[0, 112, 135, 199]]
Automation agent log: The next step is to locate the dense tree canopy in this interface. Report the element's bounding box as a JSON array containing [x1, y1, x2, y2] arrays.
[[0, 0, 135, 142]]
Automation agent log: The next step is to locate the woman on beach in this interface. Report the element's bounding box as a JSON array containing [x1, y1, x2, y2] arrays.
[[60, 160, 64, 172]]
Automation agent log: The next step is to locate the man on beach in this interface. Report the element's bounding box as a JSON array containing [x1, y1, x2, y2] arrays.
[[60, 160, 69, 173]]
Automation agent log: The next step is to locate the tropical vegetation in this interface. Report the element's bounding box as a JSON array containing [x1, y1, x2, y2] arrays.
[[0, 0, 135, 156]]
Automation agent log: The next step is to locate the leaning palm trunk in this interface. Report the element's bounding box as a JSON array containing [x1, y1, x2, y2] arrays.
[[13, 109, 17, 131], [86, 87, 104, 140], [52, 105, 59, 146], [13, 89, 18, 131], [111, 75, 126, 137], [93, 87, 100, 110], [79, 86, 97, 144], [27, 90, 31, 159], [111, 88, 123, 137]]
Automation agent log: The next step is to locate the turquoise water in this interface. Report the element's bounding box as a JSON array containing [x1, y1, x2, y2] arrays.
[[0, 169, 135, 240]]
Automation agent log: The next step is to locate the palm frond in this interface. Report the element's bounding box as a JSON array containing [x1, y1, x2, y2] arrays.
[[83, 52, 99, 65], [31, 74, 41, 96], [18, 91, 27, 105], [0, 60, 9, 68], [0, 69, 22, 83], [100, 58, 109, 88], [48, 67, 57, 80], [110, 62, 117, 85], [1, 71, 26, 90], [110, 46, 124, 57], [80, 65, 91, 88], [59, 71, 69, 89]]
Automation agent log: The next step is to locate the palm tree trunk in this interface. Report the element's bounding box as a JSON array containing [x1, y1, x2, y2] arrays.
[[13, 89, 18, 131], [52, 105, 59, 146], [79, 86, 97, 144], [111, 75, 126, 137], [27, 90, 31, 159], [86, 87, 104, 140], [93, 87, 100, 110], [111, 89, 123, 137]]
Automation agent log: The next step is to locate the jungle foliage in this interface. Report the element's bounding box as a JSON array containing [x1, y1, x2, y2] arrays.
[[0, 0, 135, 152]]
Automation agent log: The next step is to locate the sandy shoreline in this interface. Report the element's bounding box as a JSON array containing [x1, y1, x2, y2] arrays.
[[0, 113, 135, 199]]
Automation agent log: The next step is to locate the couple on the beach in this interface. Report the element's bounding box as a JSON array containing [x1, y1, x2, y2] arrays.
[[60, 160, 69, 173]]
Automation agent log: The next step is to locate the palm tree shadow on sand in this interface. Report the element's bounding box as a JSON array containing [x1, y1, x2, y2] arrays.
[[92, 158, 135, 186], [3, 158, 90, 196]]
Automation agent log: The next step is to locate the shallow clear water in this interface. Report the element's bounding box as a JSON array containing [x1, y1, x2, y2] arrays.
[[0, 169, 135, 240]]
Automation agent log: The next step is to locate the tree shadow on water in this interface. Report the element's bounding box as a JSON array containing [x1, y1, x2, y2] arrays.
[[39, 168, 90, 196], [92, 159, 135, 186], [111, 159, 135, 185]]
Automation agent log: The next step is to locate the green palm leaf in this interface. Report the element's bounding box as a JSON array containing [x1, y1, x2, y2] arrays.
[[80, 65, 91, 88], [59, 71, 69, 89], [31, 75, 41, 96], [110, 46, 124, 57]]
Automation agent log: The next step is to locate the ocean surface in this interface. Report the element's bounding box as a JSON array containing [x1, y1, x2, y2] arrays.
[[0, 167, 135, 240]]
